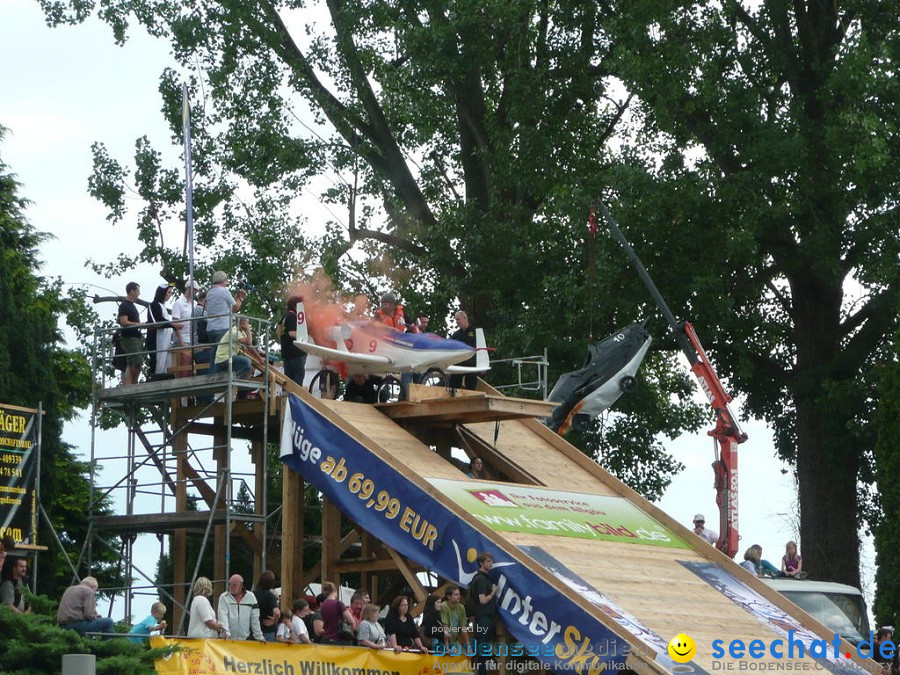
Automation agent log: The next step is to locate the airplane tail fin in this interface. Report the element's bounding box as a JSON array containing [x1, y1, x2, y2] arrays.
[[475, 328, 489, 371], [295, 302, 311, 343], [332, 326, 349, 352]]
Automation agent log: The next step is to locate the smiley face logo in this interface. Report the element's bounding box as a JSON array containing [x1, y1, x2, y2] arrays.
[[667, 633, 696, 663]]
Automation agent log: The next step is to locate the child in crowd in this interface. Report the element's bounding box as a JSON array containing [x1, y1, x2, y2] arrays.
[[128, 601, 167, 643], [357, 603, 387, 649], [781, 541, 806, 578], [291, 599, 313, 644], [276, 607, 296, 643]]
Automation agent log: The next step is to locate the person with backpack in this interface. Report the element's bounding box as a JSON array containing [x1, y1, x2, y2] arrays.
[[278, 295, 307, 387], [469, 552, 499, 673]]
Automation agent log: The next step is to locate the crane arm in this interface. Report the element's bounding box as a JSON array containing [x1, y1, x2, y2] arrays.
[[598, 204, 747, 557]]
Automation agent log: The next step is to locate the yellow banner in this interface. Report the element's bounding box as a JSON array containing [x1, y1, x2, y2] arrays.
[[151, 638, 473, 675]]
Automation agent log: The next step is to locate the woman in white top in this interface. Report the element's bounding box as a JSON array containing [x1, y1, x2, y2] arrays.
[[187, 577, 224, 638], [356, 604, 387, 648]]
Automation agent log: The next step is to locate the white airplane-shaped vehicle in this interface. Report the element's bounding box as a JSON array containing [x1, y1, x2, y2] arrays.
[[293, 302, 489, 397]]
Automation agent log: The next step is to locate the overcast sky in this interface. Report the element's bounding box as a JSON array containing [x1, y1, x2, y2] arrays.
[[0, 0, 875, 625]]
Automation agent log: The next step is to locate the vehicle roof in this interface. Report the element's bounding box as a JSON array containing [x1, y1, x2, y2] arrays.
[[762, 578, 863, 596]]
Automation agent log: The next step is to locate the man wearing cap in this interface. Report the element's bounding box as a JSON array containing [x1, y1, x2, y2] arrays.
[[205, 271, 248, 347], [692, 514, 718, 545], [172, 279, 200, 377]]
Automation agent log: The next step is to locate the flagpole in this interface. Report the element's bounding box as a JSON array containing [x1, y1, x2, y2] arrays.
[[182, 82, 195, 288]]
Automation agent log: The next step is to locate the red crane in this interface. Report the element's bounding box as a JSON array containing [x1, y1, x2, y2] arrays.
[[598, 204, 747, 557]]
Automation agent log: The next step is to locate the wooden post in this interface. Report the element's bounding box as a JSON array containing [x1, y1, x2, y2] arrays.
[[321, 498, 341, 586], [281, 465, 304, 604], [172, 412, 188, 632], [251, 438, 265, 581], [214, 422, 227, 595]]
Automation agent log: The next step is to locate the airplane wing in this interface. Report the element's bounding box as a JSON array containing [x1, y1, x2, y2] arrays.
[[446, 328, 490, 373], [293, 339, 392, 366]]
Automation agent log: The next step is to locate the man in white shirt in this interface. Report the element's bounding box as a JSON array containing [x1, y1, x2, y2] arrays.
[[171, 278, 199, 377], [692, 514, 718, 545]]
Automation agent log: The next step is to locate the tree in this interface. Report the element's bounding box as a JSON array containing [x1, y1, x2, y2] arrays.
[[0, 126, 119, 598], [598, 0, 898, 586], [872, 332, 899, 627], [42, 0, 707, 500]]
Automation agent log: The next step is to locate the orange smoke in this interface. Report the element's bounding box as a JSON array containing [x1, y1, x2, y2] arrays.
[[284, 270, 369, 348]]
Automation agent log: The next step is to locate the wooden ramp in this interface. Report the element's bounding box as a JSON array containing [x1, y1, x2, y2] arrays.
[[277, 376, 871, 675]]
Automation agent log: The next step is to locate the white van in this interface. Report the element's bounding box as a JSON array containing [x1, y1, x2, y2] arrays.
[[762, 578, 871, 645]]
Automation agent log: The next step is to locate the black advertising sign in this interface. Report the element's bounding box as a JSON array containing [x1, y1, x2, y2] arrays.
[[0, 404, 40, 545]]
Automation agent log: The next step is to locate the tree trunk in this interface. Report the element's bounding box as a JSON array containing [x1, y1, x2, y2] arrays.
[[795, 398, 861, 586], [791, 274, 861, 587]]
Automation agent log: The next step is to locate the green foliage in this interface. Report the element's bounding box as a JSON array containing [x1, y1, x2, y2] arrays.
[[39, 0, 706, 502], [599, 0, 899, 585], [0, 127, 119, 597], [0, 599, 178, 675], [872, 336, 899, 628], [36, 0, 898, 590]]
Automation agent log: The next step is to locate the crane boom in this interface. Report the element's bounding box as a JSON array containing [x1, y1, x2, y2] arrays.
[[598, 204, 747, 557]]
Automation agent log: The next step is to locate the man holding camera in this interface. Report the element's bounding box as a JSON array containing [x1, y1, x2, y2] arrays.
[[205, 271, 248, 347]]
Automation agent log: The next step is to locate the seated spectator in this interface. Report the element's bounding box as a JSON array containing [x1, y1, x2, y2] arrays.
[[58, 577, 116, 639], [691, 514, 718, 546], [0, 555, 30, 614], [467, 457, 484, 479], [385, 595, 426, 653], [781, 540, 806, 578], [344, 374, 380, 403], [420, 593, 449, 652], [0, 535, 16, 571], [373, 292, 406, 330], [128, 601, 166, 643], [357, 603, 387, 649], [740, 545, 781, 577], [187, 576, 223, 639], [209, 317, 253, 378]]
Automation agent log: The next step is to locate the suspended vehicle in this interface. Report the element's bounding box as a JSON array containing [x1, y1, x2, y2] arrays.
[[545, 323, 652, 434]]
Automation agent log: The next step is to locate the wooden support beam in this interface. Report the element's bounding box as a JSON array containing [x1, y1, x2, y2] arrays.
[[214, 426, 227, 596], [184, 422, 263, 441], [321, 498, 341, 585], [252, 440, 265, 580], [334, 557, 415, 573], [281, 467, 304, 605], [385, 546, 427, 603], [296, 530, 360, 593], [173, 430, 188, 632]]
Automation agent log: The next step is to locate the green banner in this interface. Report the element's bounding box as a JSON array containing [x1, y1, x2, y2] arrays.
[[428, 478, 689, 548]]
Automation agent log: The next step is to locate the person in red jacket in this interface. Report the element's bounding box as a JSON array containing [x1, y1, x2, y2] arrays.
[[373, 292, 406, 330]]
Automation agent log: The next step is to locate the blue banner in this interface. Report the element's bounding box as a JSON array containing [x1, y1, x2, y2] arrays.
[[280, 395, 633, 672]]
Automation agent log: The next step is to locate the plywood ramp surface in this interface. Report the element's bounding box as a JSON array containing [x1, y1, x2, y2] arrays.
[[465, 419, 619, 494], [511, 533, 809, 671], [321, 400, 465, 480], [302, 394, 868, 673]]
